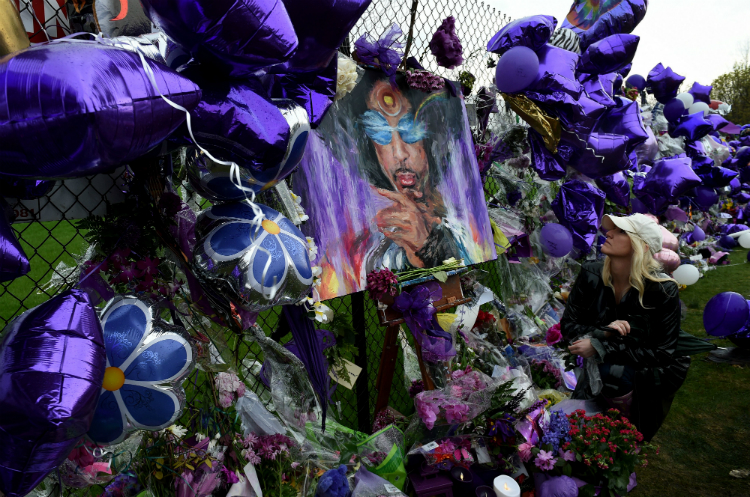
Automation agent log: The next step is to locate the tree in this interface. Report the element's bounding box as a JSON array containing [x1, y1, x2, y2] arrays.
[[712, 61, 750, 126]]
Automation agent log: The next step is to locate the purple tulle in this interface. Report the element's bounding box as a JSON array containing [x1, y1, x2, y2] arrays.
[[354, 23, 404, 87], [429, 16, 464, 69]]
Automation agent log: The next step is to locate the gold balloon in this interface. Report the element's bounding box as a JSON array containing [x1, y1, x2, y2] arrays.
[[0, 0, 30, 57], [501, 92, 561, 154]]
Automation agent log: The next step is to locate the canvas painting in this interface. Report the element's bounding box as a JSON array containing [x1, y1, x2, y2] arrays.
[[296, 69, 496, 300]]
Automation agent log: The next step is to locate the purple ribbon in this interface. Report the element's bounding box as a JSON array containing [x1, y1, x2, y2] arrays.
[[393, 282, 456, 363], [354, 23, 404, 87]]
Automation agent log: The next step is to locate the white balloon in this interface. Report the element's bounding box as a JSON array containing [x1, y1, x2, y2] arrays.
[[673, 264, 700, 286], [676, 93, 694, 109], [739, 232, 750, 249], [688, 102, 710, 117]]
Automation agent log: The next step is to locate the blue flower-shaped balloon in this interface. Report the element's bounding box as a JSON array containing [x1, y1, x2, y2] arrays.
[[194, 202, 313, 312], [88, 297, 195, 445]]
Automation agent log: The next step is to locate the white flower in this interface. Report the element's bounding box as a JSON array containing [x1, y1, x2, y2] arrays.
[[306, 237, 319, 262], [313, 302, 334, 323], [195, 433, 207, 442], [166, 424, 187, 438], [290, 191, 309, 222], [311, 265, 322, 278], [336, 56, 359, 101]]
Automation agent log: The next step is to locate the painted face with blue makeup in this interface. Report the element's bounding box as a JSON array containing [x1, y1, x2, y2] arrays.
[[363, 80, 430, 197]]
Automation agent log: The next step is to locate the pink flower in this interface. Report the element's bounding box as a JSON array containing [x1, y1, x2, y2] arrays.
[[415, 400, 441, 430], [546, 323, 562, 346], [137, 256, 161, 278], [443, 403, 470, 425], [534, 450, 557, 471], [518, 442, 533, 462], [559, 449, 575, 462], [218, 391, 233, 408]]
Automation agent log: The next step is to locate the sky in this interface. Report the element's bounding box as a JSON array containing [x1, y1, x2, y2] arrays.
[[485, 0, 750, 89]]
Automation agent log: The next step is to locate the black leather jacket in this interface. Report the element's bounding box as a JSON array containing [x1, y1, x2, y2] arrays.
[[561, 261, 690, 442]]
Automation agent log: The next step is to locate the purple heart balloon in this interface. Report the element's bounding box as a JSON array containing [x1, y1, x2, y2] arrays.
[[0, 213, 29, 283], [578, 34, 640, 75], [0, 43, 201, 179], [0, 289, 106, 497], [495, 46, 540, 93], [487, 15, 557, 55], [140, 0, 298, 77], [581, 73, 618, 107]]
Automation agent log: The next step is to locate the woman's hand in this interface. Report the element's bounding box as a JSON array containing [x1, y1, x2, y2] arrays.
[[568, 339, 596, 358], [607, 320, 631, 336]]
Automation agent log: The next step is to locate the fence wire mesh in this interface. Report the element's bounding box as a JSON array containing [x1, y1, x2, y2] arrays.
[[2, 0, 511, 435]]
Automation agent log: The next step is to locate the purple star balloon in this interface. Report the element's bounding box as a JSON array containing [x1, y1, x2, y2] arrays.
[[641, 155, 702, 200], [0, 42, 201, 179], [271, 55, 337, 127], [596, 98, 649, 153], [647, 63, 686, 104], [551, 180, 606, 252], [568, 132, 630, 179], [528, 128, 567, 181], [580, 72, 618, 108], [487, 15, 557, 56], [0, 290, 106, 497], [688, 82, 712, 105], [595, 171, 631, 207], [669, 112, 714, 142]]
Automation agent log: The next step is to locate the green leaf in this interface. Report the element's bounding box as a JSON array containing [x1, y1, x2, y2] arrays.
[[433, 271, 448, 283], [202, 363, 230, 373], [563, 464, 572, 477], [579, 484, 597, 497]]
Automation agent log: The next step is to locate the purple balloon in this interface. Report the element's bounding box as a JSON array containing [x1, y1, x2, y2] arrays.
[[534, 43, 579, 84], [669, 112, 714, 142], [703, 292, 750, 337], [568, 132, 630, 179], [626, 74, 646, 91], [581, 73, 618, 107], [719, 234, 738, 249], [272, 54, 338, 127], [528, 128, 566, 181], [273, 0, 372, 73], [0, 213, 29, 283], [688, 82, 712, 105], [141, 0, 298, 77], [181, 73, 310, 182], [0, 178, 54, 200], [663, 98, 687, 123], [551, 180, 606, 252], [634, 126, 659, 165], [596, 172, 631, 207], [578, 34, 640, 75], [692, 225, 706, 242], [540, 223, 574, 257], [693, 186, 719, 211], [495, 46, 540, 93], [735, 192, 750, 204], [562, 0, 648, 50], [631, 196, 649, 214], [641, 155, 702, 200], [0, 290, 106, 497], [0, 43, 201, 179], [647, 63, 686, 104], [487, 15, 557, 55], [596, 98, 649, 153]]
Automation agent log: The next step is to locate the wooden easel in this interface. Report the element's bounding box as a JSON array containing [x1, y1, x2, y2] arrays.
[[373, 274, 472, 414]]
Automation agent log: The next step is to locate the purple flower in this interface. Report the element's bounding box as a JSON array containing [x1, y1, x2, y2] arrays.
[[406, 70, 446, 93], [429, 17, 463, 69], [443, 402, 470, 425], [546, 323, 562, 346], [534, 450, 557, 471], [559, 449, 575, 462], [518, 442, 533, 462], [415, 397, 441, 430], [366, 268, 399, 301]]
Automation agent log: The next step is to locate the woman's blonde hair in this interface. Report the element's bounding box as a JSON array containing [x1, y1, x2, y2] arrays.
[[601, 231, 674, 308]]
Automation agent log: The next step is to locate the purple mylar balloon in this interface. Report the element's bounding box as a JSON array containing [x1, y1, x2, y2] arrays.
[[663, 98, 687, 123], [0, 43, 201, 179], [703, 292, 750, 337], [693, 185, 719, 211], [181, 72, 310, 184], [634, 126, 659, 165], [735, 192, 750, 204], [688, 82, 712, 105], [720, 235, 738, 249], [669, 112, 714, 142], [568, 132, 629, 179], [692, 225, 706, 241], [707, 114, 730, 133], [0, 289, 106, 497], [596, 98, 648, 154], [647, 63, 686, 104], [562, 0, 648, 50], [581, 73, 617, 108], [730, 177, 742, 195], [486, 15, 557, 55], [654, 248, 680, 272], [273, 0, 372, 73], [626, 74, 646, 91], [595, 171, 631, 207], [272, 55, 337, 127], [0, 179, 54, 200], [0, 214, 29, 283], [665, 205, 689, 222], [533, 43, 579, 86], [578, 34, 640, 76], [528, 128, 566, 181], [140, 0, 298, 78], [495, 46, 540, 93], [551, 180, 606, 252], [641, 155, 702, 200], [540, 223, 574, 257]]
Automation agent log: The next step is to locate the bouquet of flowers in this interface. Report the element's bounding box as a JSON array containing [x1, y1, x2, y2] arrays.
[[522, 409, 656, 497], [529, 358, 564, 390], [414, 369, 497, 430]]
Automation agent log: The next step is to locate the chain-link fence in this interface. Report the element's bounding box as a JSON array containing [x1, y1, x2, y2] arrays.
[[2, 0, 511, 435]]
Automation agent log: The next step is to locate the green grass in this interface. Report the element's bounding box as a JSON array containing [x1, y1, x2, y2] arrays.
[[634, 251, 750, 497]]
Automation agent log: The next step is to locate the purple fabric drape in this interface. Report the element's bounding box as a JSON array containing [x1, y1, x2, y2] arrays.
[[393, 282, 456, 363]]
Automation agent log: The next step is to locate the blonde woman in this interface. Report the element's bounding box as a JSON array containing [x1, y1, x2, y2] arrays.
[[561, 213, 690, 442]]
